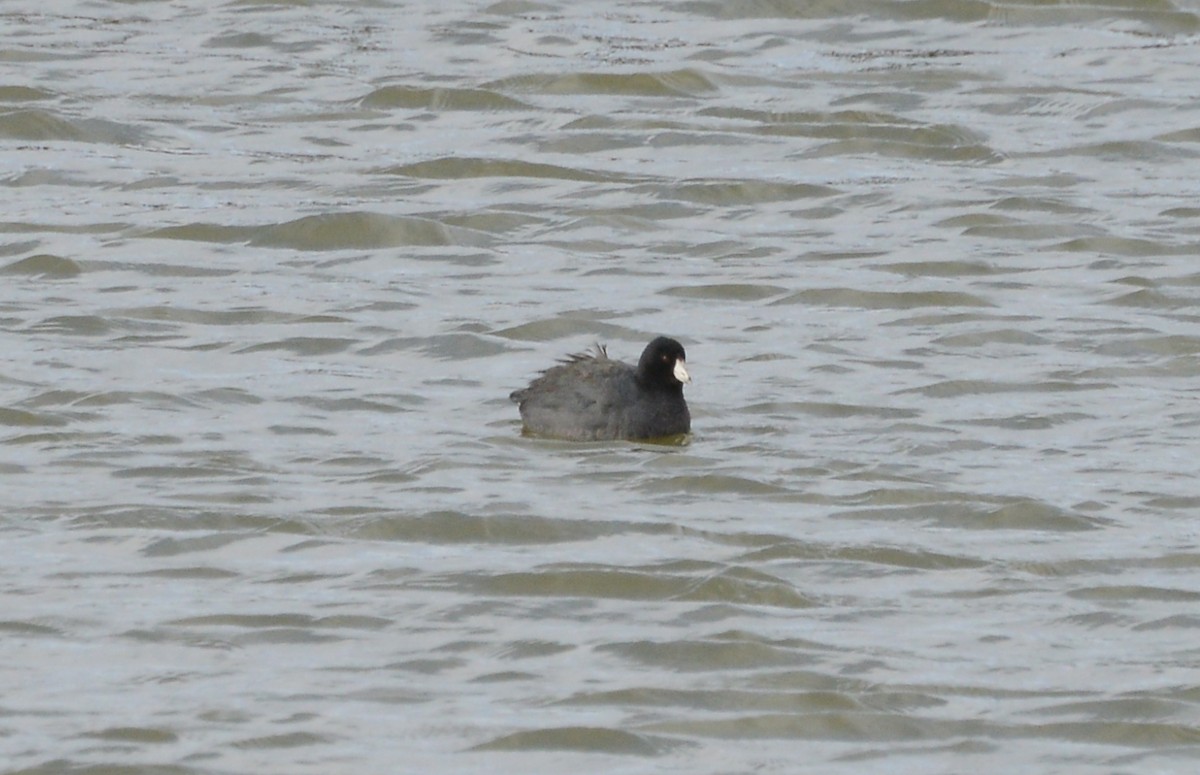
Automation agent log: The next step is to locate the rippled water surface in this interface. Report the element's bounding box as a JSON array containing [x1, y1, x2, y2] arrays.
[[5, 1, 1200, 772]]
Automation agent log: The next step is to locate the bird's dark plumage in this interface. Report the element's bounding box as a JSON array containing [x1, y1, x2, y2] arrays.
[[510, 336, 691, 441]]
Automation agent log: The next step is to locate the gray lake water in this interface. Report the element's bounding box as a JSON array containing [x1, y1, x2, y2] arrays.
[[4, 1, 1200, 773]]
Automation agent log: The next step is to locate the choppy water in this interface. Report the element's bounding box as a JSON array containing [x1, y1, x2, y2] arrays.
[[4, 1, 1200, 772]]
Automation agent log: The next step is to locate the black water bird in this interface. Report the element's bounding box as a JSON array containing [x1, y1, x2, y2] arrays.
[[511, 336, 691, 441]]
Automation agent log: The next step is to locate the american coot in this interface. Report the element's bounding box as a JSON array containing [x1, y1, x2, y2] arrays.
[[511, 336, 691, 441]]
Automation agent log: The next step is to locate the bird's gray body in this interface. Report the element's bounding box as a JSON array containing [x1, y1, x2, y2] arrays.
[[511, 345, 690, 441]]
